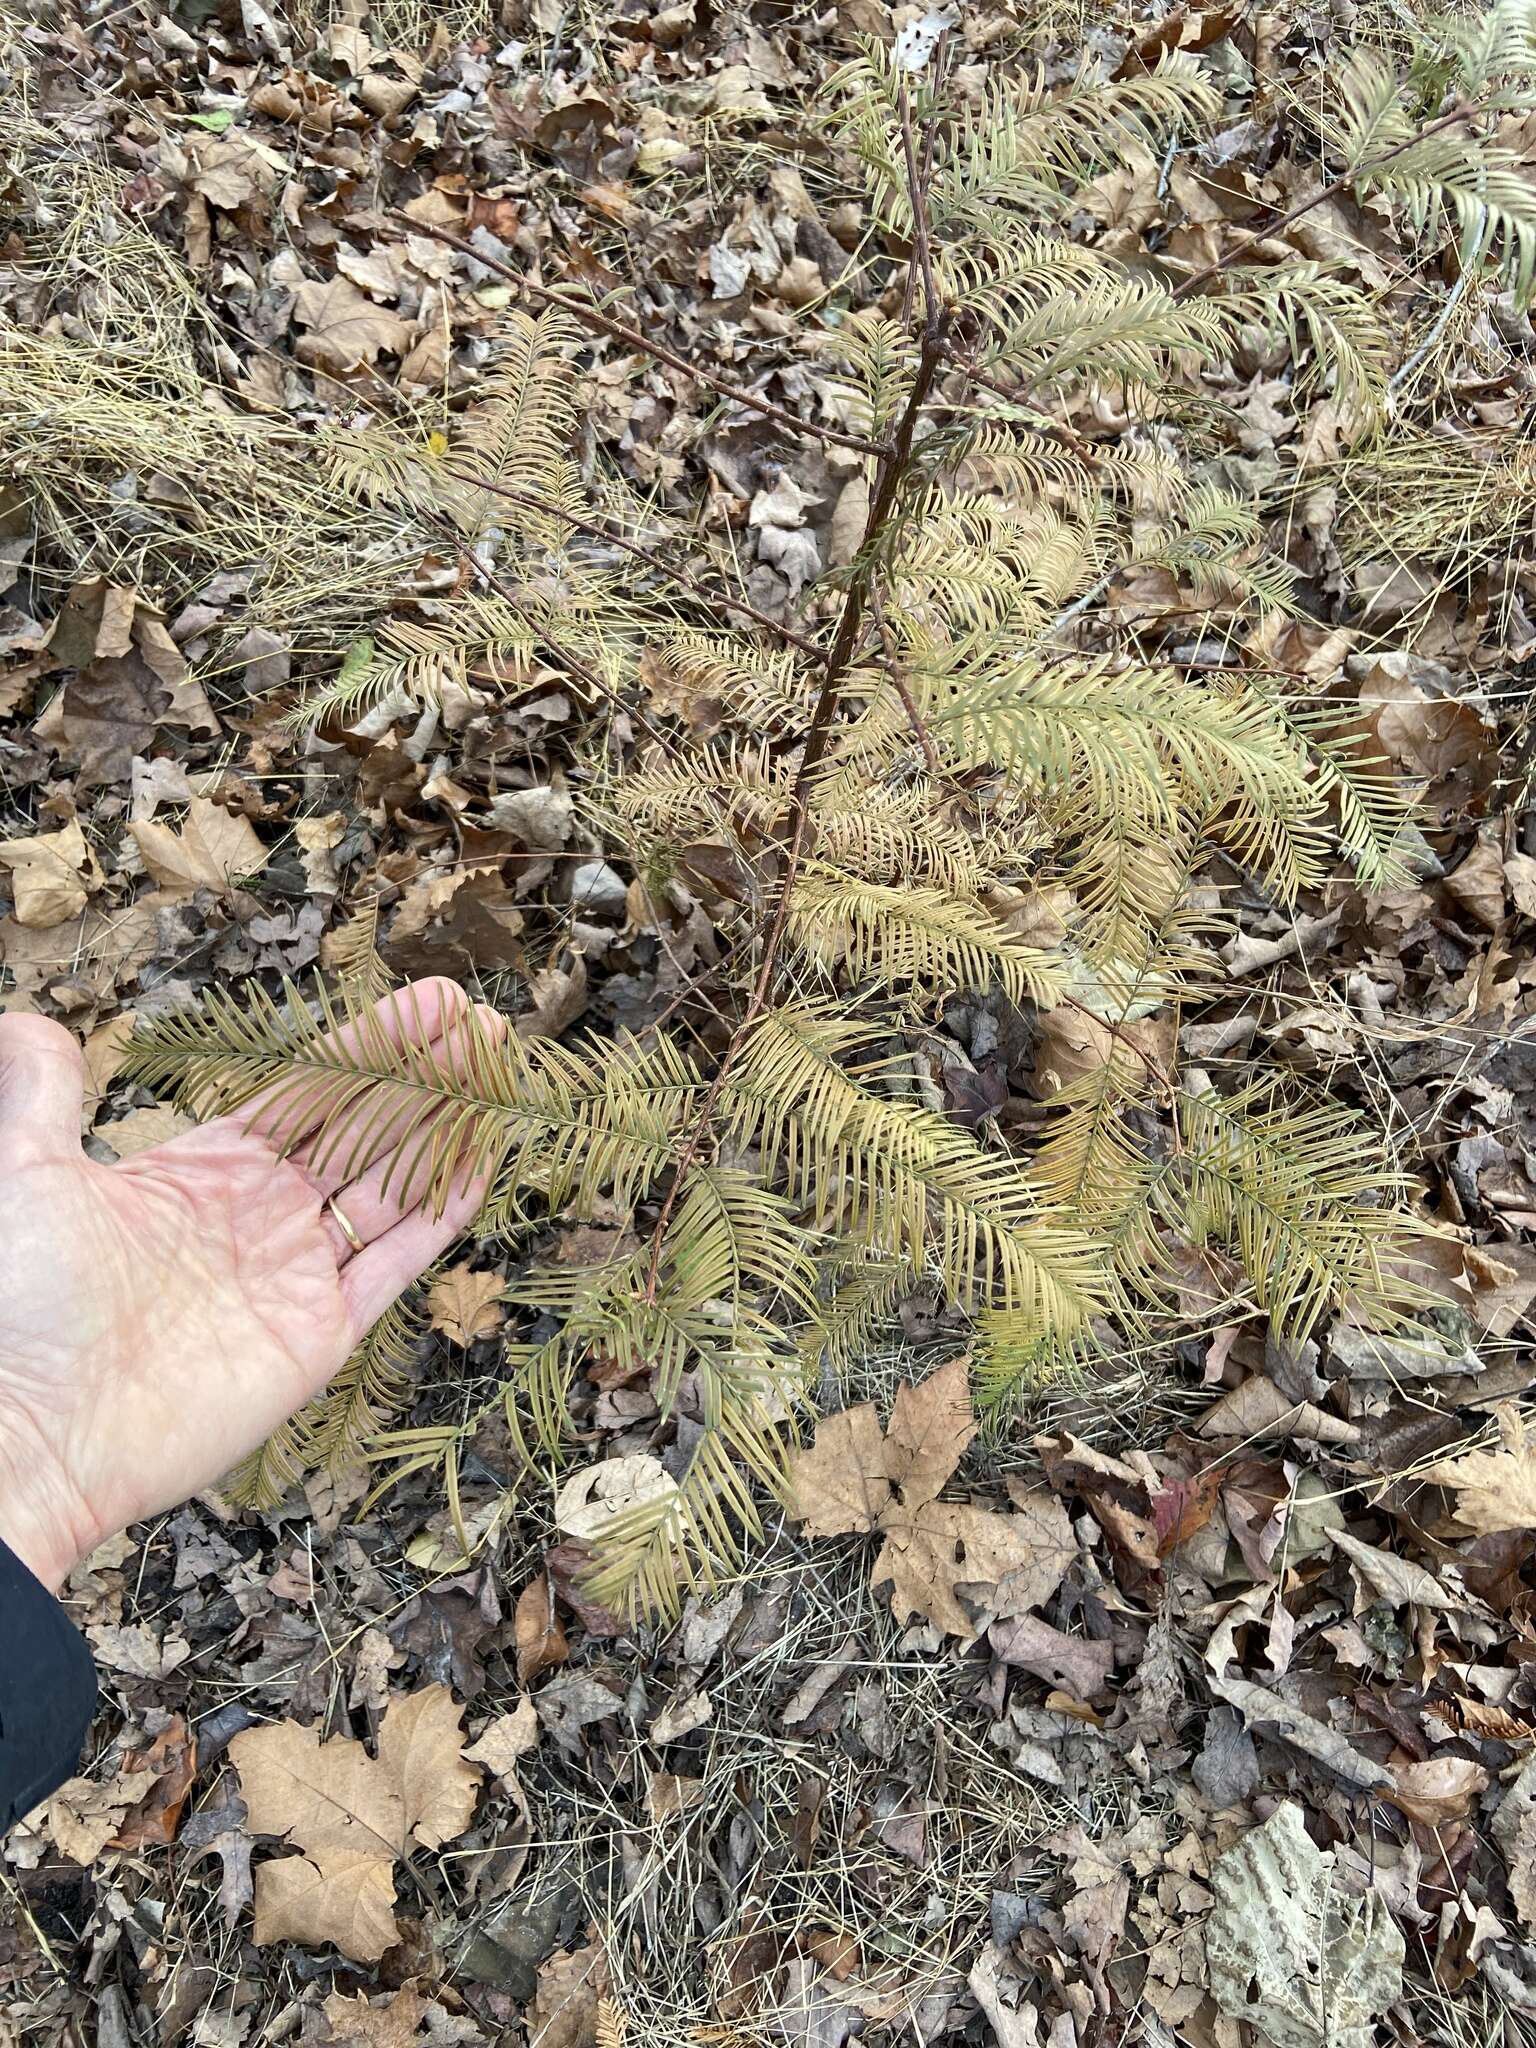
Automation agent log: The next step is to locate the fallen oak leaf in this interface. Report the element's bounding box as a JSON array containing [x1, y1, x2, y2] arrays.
[[294, 275, 415, 372], [426, 1262, 505, 1345], [129, 796, 268, 898], [0, 818, 98, 929]]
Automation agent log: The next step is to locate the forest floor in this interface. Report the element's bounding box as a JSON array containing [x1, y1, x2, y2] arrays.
[[5, 1, 1536, 2046]]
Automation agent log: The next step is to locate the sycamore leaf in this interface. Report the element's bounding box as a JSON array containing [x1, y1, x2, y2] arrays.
[[129, 797, 268, 897], [883, 1354, 976, 1510], [230, 1684, 481, 1962], [426, 1262, 505, 1345], [1207, 1802, 1404, 2048], [294, 276, 415, 372], [323, 1988, 431, 2048], [0, 819, 95, 929], [252, 1849, 399, 1963], [1425, 1403, 1536, 1533], [789, 1356, 1075, 1639], [789, 1403, 892, 1536]]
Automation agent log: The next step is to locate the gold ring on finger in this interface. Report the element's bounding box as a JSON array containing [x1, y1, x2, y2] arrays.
[[328, 1196, 366, 1256]]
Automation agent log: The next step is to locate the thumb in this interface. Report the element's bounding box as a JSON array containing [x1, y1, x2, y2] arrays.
[[0, 1014, 86, 1155]]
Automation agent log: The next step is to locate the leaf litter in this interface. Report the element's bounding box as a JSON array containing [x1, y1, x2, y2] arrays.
[[6, 0, 1536, 2045]]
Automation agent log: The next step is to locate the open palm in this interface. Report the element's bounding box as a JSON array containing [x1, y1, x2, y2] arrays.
[[0, 980, 498, 1591]]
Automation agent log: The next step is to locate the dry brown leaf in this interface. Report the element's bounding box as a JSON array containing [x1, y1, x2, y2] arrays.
[[294, 275, 415, 371], [230, 1683, 481, 1961], [0, 819, 96, 929], [790, 1357, 1073, 1638], [1444, 834, 1506, 931], [1494, 1751, 1536, 1929], [463, 1697, 539, 1791], [323, 1988, 429, 2048], [1425, 1404, 1536, 1533], [129, 797, 268, 897], [788, 1402, 891, 1536], [38, 1769, 142, 1863], [426, 1263, 505, 1345], [883, 1355, 976, 1506], [1388, 1755, 1488, 1826], [514, 1570, 569, 1686], [528, 1934, 612, 2048], [517, 953, 590, 1040], [1198, 1374, 1360, 1445], [554, 1454, 677, 1541]]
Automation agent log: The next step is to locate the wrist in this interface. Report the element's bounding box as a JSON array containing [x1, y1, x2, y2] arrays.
[[0, 1412, 97, 1594]]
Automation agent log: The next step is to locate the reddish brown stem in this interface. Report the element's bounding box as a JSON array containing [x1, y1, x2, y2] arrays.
[[869, 582, 940, 773], [897, 79, 942, 333], [394, 215, 890, 459], [639, 313, 951, 1300]]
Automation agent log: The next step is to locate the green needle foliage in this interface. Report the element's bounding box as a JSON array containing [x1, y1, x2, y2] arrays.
[[112, 4, 1535, 1619]]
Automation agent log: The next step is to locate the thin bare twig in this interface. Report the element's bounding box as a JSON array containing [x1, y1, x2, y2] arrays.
[[640, 318, 954, 1301], [897, 79, 942, 335], [393, 215, 891, 459], [1170, 101, 1477, 300], [437, 463, 828, 662], [868, 582, 940, 772], [638, 42, 960, 1296]]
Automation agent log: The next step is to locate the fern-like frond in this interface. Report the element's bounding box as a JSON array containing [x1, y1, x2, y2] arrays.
[[934, 53, 1221, 231], [322, 899, 397, 1004], [1216, 264, 1392, 419], [787, 871, 1066, 1007], [227, 1406, 322, 1510], [803, 1249, 914, 1378], [122, 978, 700, 1227], [449, 306, 585, 541], [311, 1293, 424, 1472], [726, 1005, 1108, 1330], [973, 1305, 1088, 1408], [922, 653, 1322, 895]]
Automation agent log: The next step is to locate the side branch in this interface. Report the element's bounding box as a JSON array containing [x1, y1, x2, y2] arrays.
[[438, 464, 828, 662], [1170, 100, 1476, 300], [395, 215, 891, 460]]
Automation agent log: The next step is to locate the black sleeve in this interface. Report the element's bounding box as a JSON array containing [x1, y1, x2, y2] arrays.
[[0, 1533, 96, 1832]]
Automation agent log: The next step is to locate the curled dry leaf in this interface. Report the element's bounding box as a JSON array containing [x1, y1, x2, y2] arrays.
[[555, 1453, 679, 1543]]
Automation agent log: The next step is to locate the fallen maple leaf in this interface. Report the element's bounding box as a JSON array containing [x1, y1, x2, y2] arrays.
[[426, 1262, 505, 1345], [129, 796, 268, 897], [1425, 1402, 1536, 1534], [230, 1684, 481, 1961], [789, 1356, 1075, 1639]]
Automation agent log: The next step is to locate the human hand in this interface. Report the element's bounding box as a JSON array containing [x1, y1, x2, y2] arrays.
[[0, 979, 501, 1592]]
